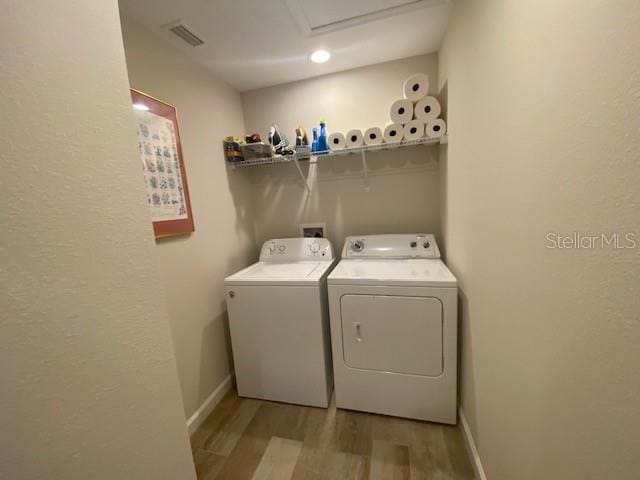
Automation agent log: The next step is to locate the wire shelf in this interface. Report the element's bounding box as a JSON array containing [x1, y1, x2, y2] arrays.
[[228, 135, 447, 169]]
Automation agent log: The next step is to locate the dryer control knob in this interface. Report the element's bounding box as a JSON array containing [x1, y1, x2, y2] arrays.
[[352, 240, 365, 252], [410, 241, 417, 248]]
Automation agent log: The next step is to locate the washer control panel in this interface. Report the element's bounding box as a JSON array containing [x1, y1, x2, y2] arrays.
[[343, 234, 440, 259], [260, 237, 334, 261]]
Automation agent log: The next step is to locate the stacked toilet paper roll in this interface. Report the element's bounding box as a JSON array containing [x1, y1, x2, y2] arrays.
[[383, 123, 403, 144], [425, 119, 447, 139], [345, 129, 364, 148], [364, 127, 383, 146], [403, 120, 424, 141], [403, 73, 429, 101], [389, 99, 413, 124], [413, 96, 441, 123], [328, 132, 346, 149]]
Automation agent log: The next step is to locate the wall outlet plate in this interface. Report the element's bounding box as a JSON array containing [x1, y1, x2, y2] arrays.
[[299, 222, 326, 238]]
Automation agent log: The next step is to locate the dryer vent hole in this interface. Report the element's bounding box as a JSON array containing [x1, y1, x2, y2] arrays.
[[398, 107, 405, 114], [333, 138, 339, 144], [425, 106, 431, 113], [390, 130, 396, 136], [433, 125, 441, 132], [369, 133, 376, 140], [351, 135, 357, 142], [412, 83, 420, 92], [410, 127, 417, 134]]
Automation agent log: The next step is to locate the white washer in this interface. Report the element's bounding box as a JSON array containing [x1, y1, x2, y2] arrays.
[[328, 234, 458, 424], [225, 237, 336, 408]]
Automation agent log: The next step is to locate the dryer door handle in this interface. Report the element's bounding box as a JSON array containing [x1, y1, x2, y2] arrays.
[[354, 322, 362, 342]]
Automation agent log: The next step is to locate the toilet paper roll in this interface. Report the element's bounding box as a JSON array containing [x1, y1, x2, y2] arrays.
[[403, 73, 429, 101], [345, 129, 364, 148], [383, 123, 404, 144], [328, 132, 346, 149], [413, 96, 441, 123], [403, 120, 425, 141], [425, 119, 447, 138], [363, 127, 383, 146], [389, 99, 413, 124]]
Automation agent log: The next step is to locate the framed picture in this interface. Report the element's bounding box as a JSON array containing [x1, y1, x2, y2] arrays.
[[130, 89, 195, 239]]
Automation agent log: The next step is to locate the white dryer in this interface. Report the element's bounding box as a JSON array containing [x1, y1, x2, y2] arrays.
[[225, 237, 336, 408], [327, 234, 458, 424]]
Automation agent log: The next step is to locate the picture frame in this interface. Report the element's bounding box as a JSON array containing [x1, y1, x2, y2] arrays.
[[130, 89, 195, 239]]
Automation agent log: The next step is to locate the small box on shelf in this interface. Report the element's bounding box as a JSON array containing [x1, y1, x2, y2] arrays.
[[223, 138, 244, 163], [295, 145, 311, 159], [239, 143, 273, 161]]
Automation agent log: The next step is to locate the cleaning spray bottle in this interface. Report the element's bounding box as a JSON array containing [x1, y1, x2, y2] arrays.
[[318, 119, 328, 153]]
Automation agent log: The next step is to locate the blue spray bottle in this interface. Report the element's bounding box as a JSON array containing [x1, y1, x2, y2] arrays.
[[318, 119, 328, 153]]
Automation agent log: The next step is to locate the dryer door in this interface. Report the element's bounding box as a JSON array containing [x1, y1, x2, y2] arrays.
[[340, 294, 443, 376]]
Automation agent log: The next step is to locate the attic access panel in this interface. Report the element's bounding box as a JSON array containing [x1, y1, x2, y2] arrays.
[[285, 0, 447, 36]]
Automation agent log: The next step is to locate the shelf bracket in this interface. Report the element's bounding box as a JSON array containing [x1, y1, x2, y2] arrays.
[[293, 156, 311, 194], [361, 150, 370, 191]]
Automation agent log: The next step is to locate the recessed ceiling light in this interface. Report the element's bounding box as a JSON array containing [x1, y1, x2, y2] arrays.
[[310, 50, 330, 63], [132, 103, 150, 111]]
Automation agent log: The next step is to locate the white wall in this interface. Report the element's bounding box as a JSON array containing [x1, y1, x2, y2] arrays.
[[120, 17, 257, 419], [438, 1, 640, 479], [0, 2, 195, 479], [242, 55, 441, 250]]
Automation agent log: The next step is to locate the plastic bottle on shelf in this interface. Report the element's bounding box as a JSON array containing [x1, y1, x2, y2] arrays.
[[297, 125, 309, 146], [311, 127, 319, 153], [318, 119, 328, 153]]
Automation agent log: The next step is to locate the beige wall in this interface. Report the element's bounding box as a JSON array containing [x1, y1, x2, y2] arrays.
[[242, 55, 441, 250], [0, 2, 195, 479], [121, 17, 257, 419], [438, 1, 640, 479]]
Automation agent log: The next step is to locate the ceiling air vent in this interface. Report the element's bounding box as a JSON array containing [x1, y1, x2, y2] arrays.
[[163, 20, 204, 47]]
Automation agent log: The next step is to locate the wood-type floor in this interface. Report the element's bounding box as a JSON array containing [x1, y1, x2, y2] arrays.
[[190, 389, 475, 480]]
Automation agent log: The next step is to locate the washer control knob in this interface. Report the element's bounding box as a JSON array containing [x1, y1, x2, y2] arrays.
[[423, 241, 430, 248], [410, 241, 417, 248], [310, 242, 320, 253], [352, 240, 365, 252], [278, 245, 286, 252]]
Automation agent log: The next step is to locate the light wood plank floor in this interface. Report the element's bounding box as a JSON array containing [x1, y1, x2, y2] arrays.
[[190, 389, 475, 480]]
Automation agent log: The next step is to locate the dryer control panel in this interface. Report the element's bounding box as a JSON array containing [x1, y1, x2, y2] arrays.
[[260, 237, 334, 261], [342, 234, 440, 259]]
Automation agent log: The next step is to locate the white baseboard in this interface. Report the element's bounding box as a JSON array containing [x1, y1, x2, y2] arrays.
[[186, 373, 234, 435], [459, 407, 488, 480]]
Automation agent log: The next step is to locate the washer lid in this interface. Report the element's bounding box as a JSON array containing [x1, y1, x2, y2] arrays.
[[327, 259, 456, 287], [225, 260, 336, 286]]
